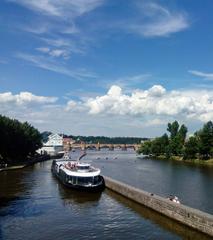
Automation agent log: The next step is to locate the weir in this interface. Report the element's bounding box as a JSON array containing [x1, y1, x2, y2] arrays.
[[104, 176, 213, 237]]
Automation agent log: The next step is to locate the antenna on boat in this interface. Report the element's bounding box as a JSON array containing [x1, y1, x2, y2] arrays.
[[78, 151, 87, 161]]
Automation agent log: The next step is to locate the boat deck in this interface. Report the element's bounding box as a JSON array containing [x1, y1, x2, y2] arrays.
[[54, 159, 101, 176], [64, 165, 98, 173]]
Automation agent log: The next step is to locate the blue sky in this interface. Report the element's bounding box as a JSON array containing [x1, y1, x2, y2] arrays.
[[0, 0, 213, 137]]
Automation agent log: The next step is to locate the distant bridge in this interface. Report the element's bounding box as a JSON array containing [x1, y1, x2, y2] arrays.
[[65, 143, 140, 151]]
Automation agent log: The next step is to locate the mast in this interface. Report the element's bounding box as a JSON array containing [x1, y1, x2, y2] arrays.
[[78, 151, 87, 162]]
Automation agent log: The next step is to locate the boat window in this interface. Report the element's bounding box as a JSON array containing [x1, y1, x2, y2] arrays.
[[78, 166, 89, 170], [66, 175, 72, 183], [73, 176, 77, 184], [94, 176, 99, 184], [78, 177, 93, 185]]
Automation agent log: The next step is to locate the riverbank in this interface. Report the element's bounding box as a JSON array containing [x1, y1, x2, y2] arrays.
[[0, 154, 51, 172], [139, 155, 213, 166]]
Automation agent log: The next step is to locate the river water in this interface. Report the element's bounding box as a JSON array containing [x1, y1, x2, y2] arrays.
[[0, 150, 213, 240]]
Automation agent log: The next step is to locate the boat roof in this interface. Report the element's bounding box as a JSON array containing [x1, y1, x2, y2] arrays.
[[62, 167, 100, 177], [77, 163, 90, 167], [55, 160, 101, 177]]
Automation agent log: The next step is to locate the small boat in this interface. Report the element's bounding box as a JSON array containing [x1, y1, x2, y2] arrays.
[[51, 152, 105, 192]]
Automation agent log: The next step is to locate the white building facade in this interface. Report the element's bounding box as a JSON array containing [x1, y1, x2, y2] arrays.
[[37, 134, 64, 156]]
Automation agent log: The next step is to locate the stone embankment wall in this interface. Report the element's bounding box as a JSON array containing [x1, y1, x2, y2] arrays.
[[104, 176, 213, 237]]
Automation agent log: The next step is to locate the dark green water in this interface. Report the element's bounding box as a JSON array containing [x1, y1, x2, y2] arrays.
[[0, 150, 213, 240]]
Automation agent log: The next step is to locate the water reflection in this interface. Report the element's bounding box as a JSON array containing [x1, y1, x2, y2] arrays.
[[57, 180, 102, 205], [0, 169, 32, 209]]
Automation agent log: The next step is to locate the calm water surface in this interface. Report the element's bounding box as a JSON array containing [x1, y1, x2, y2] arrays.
[[0, 150, 213, 240]]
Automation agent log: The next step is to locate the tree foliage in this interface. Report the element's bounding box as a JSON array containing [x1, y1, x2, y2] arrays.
[[183, 136, 198, 160], [167, 122, 187, 156], [0, 115, 42, 163], [138, 120, 213, 161], [196, 121, 213, 159]]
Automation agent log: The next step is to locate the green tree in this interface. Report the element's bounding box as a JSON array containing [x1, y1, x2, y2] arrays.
[[167, 121, 179, 139], [151, 134, 169, 156], [183, 136, 199, 159], [137, 141, 152, 155], [196, 121, 213, 159], [178, 124, 188, 144], [167, 121, 188, 156], [0, 115, 42, 163]]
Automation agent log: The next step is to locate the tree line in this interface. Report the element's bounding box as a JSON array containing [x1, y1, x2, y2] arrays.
[[41, 131, 148, 144], [0, 115, 42, 164], [138, 121, 213, 160], [70, 136, 148, 144]]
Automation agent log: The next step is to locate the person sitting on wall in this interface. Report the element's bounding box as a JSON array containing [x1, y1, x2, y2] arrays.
[[167, 195, 180, 204]]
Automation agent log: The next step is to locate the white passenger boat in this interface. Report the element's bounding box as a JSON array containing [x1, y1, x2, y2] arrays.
[[51, 152, 105, 192]]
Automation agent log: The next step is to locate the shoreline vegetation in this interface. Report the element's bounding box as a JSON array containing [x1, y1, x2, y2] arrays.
[[137, 120, 213, 166], [0, 155, 53, 172], [0, 115, 43, 168], [140, 155, 213, 166]]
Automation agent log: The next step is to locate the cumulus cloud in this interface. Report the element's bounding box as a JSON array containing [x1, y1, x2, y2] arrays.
[[0, 91, 57, 105], [83, 85, 213, 122], [1, 86, 212, 137]]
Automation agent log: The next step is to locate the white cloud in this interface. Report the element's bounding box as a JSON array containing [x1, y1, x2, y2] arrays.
[[41, 38, 70, 47], [37, 38, 85, 60], [36, 47, 70, 58], [41, 37, 85, 54], [10, 0, 104, 18], [1, 86, 212, 137], [9, 0, 104, 58], [16, 52, 96, 79], [0, 91, 57, 105], [49, 49, 69, 58], [144, 118, 166, 127], [108, 74, 151, 90], [36, 47, 50, 53], [22, 23, 50, 34], [188, 70, 213, 80], [125, 2, 189, 37], [84, 85, 213, 122], [65, 100, 77, 111]]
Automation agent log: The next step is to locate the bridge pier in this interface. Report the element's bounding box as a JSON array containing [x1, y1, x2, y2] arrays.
[[121, 144, 127, 151], [96, 142, 100, 151], [81, 142, 86, 151], [109, 144, 114, 151]]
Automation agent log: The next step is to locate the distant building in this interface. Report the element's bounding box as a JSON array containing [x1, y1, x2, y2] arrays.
[[63, 137, 75, 151], [37, 133, 64, 156]]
